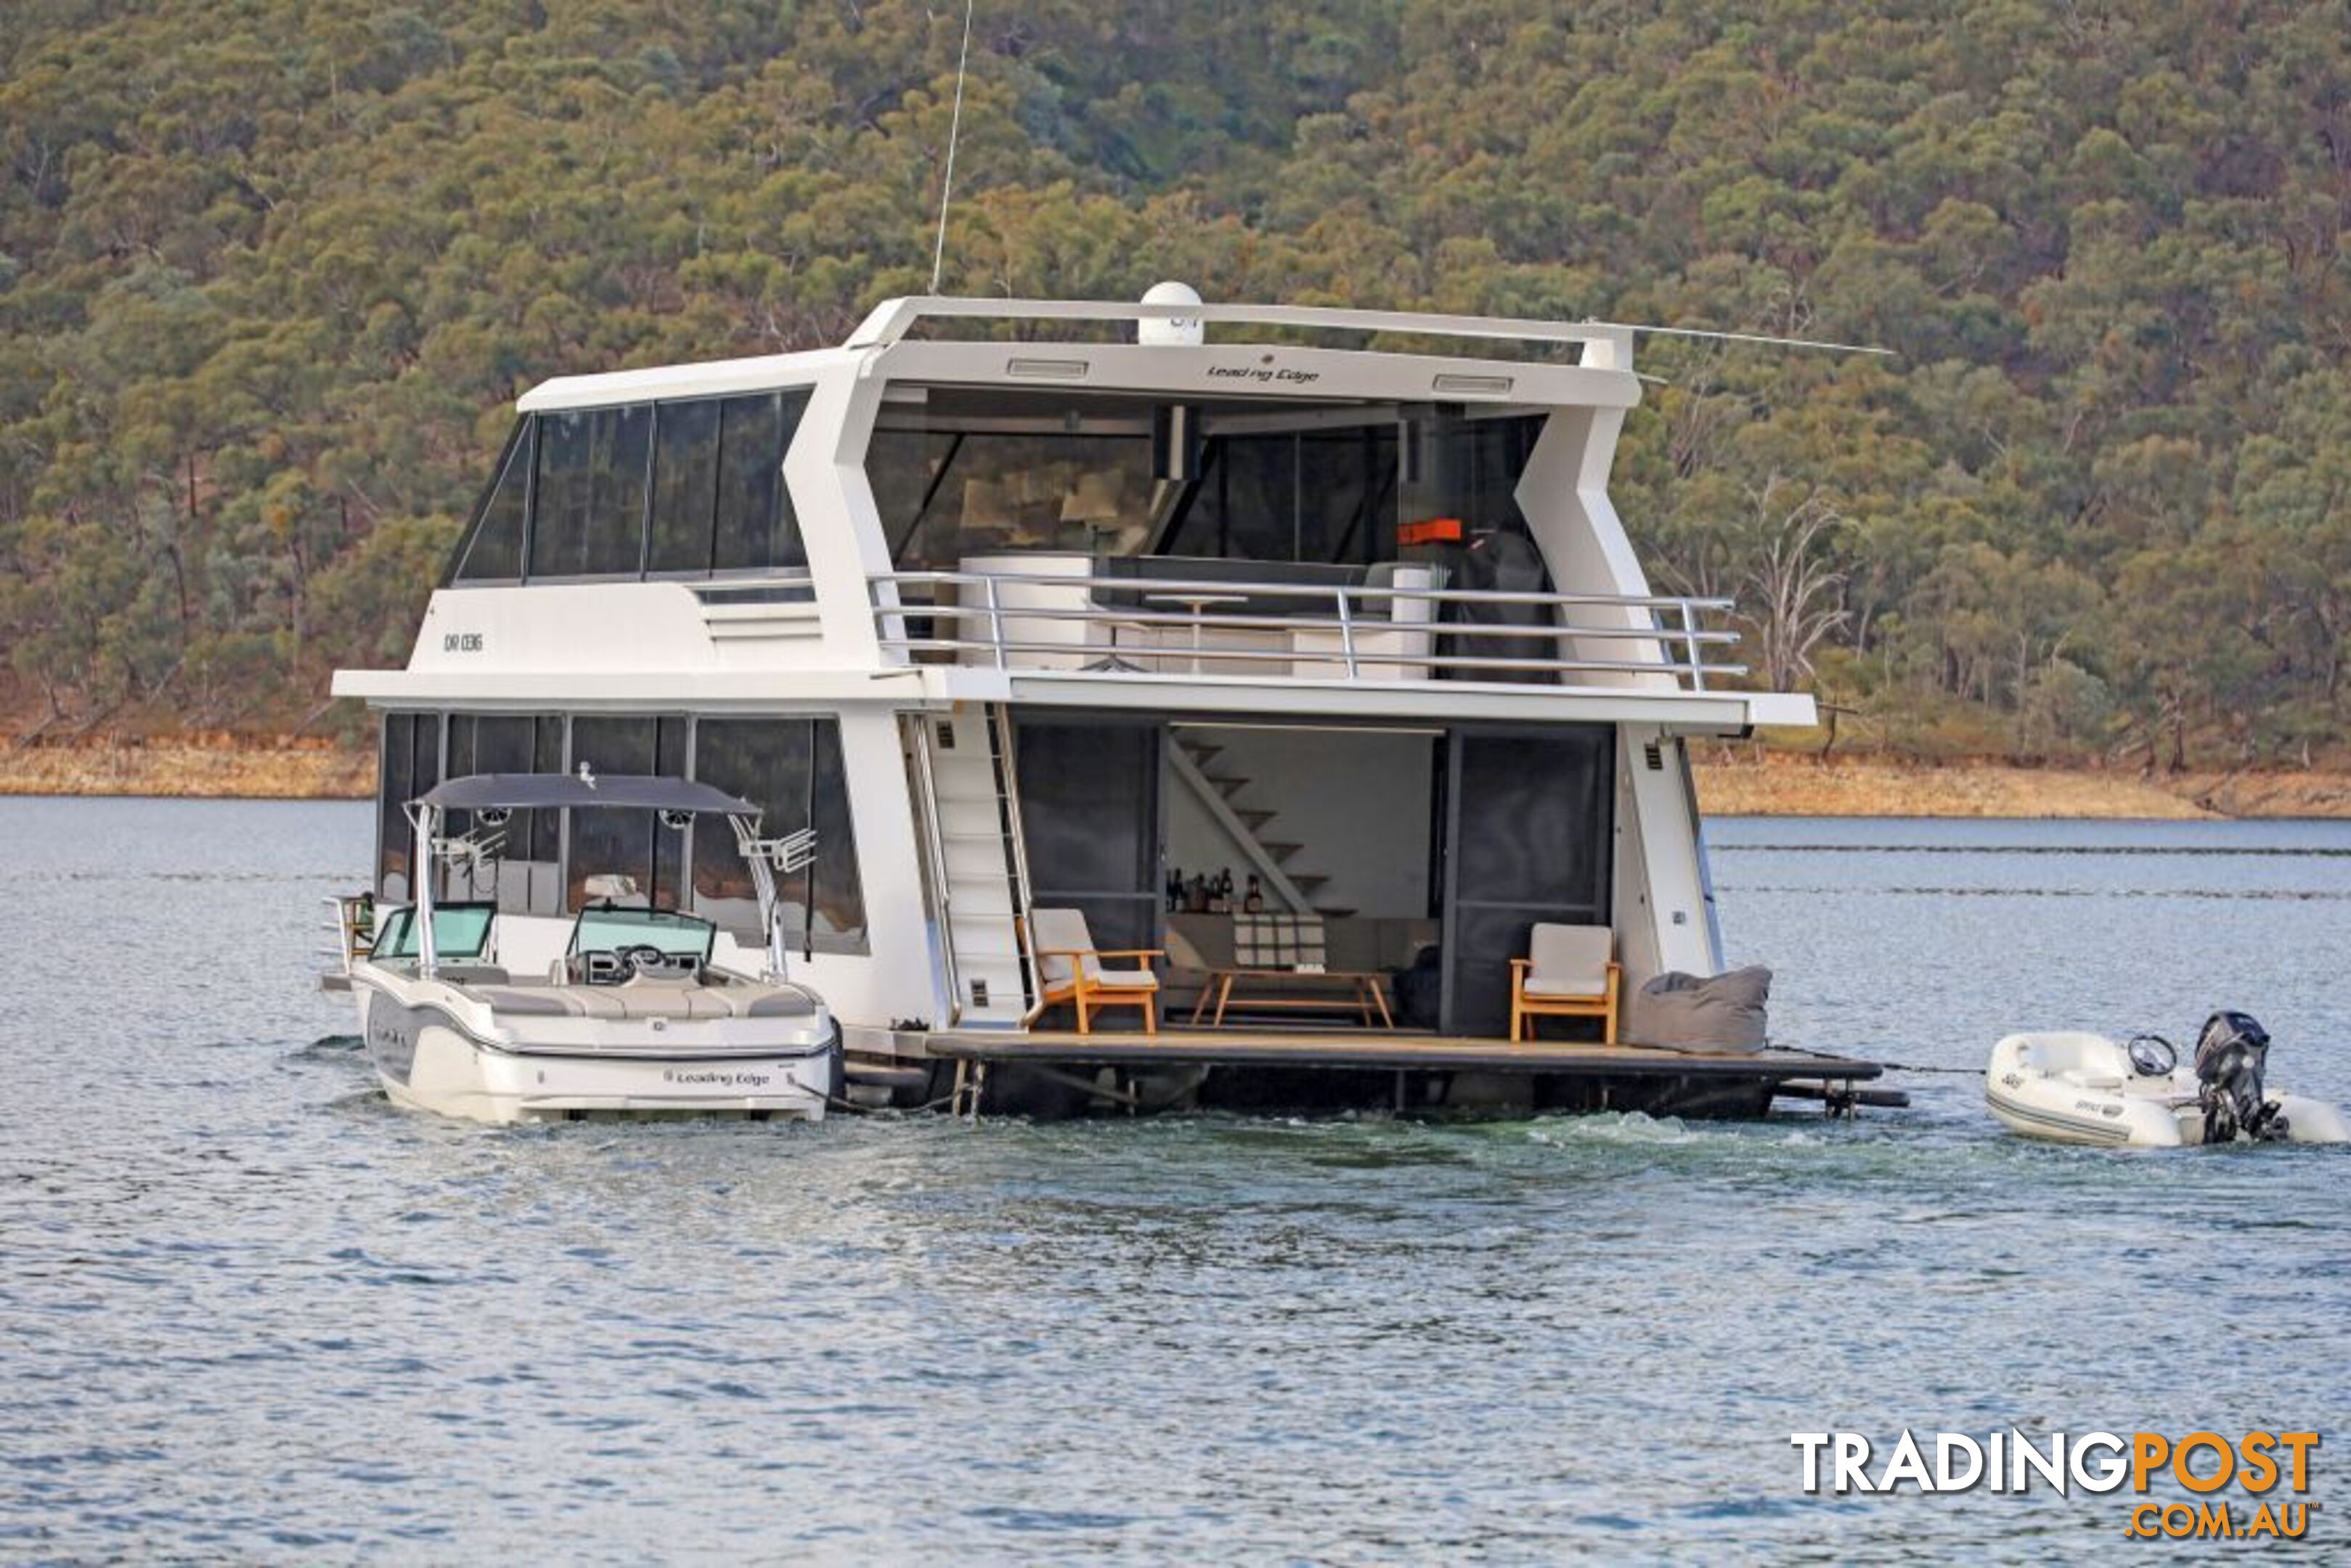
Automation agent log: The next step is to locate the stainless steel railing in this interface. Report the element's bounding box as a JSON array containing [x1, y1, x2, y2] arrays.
[[866, 569, 1743, 690]]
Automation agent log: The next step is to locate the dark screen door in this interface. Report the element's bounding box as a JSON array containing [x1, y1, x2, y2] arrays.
[[1441, 727, 1614, 1036], [1014, 717, 1164, 954]]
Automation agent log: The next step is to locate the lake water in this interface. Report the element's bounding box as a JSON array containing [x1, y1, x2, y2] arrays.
[[2, 799, 2344, 1561]]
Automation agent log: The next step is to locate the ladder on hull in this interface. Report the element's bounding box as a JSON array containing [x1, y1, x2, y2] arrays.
[[917, 704, 1035, 1028]]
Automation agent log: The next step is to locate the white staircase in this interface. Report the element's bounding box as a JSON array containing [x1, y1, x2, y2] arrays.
[[920, 705, 1034, 1027]]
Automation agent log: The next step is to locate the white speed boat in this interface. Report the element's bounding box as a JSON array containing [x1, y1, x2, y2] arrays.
[[1987, 1013, 2348, 1148], [333, 771, 841, 1124]]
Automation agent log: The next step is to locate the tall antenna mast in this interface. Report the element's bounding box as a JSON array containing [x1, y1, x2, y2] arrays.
[[929, 0, 976, 294]]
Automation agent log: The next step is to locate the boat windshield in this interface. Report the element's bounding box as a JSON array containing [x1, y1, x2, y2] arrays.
[[569, 907, 717, 962], [372, 903, 497, 961]]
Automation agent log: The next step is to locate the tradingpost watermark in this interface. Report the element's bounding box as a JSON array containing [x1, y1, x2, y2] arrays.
[[1791, 1429, 2321, 1542]]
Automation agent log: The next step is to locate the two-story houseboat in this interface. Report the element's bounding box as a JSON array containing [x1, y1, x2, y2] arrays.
[[330, 292, 1883, 1118]]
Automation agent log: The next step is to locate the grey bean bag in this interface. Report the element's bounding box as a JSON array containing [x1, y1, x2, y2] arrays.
[[1626, 966, 1772, 1048]]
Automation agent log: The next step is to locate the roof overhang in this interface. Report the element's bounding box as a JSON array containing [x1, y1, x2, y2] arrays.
[[333, 663, 1813, 733]]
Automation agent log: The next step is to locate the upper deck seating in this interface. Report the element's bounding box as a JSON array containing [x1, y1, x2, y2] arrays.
[[951, 551, 1451, 678]]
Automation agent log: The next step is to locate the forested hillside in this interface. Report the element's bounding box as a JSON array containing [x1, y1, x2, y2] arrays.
[[5, 1, 2350, 767]]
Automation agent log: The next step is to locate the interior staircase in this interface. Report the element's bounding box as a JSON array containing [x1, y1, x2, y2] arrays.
[[1170, 735, 1355, 918], [919, 704, 1035, 1026]]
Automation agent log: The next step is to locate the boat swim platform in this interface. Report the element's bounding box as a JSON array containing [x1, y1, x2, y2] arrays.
[[910, 1027, 1894, 1117]]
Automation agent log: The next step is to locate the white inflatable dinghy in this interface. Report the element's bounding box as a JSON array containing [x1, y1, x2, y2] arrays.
[[1987, 1012, 2349, 1148]]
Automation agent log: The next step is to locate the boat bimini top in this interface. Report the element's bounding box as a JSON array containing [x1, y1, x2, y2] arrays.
[[415, 772, 758, 815], [402, 767, 815, 982]]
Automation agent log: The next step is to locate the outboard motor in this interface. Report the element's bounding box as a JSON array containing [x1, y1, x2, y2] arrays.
[[2194, 1010, 2289, 1143]]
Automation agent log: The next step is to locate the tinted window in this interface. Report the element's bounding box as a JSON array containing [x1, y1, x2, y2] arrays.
[[712, 391, 810, 572], [378, 712, 415, 899], [585, 404, 653, 575], [452, 421, 530, 581], [874, 425, 1152, 568], [529, 406, 651, 577], [692, 719, 808, 940], [655, 716, 688, 912], [378, 711, 441, 901], [444, 714, 538, 894], [531, 716, 563, 865], [691, 717, 865, 952], [1168, 426, 1398, 565], [529, 410, 593, 576], [647, 398, 721, 573], [808, 722, 865, 941], [566, 716, 658, 910]]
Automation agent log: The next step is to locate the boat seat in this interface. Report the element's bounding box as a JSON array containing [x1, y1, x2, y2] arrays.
[[464, 984, 576, 1016], [2058, 1069, 2124, 1090], [460, 979, 818, 1021], [729, 987, 820, 1018]]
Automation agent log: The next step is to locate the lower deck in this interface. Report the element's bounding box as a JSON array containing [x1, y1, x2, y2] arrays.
[[898, 1027, 1890, 1119]]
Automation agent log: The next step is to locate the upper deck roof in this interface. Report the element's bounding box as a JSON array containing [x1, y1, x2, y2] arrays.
[[513, 295, 1665, 415], [518, 346, 845, 415], [514, 293, 1884, 415]]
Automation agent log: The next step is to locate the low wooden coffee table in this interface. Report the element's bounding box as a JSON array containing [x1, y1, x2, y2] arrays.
[[1190, 967, 1396, 1029]]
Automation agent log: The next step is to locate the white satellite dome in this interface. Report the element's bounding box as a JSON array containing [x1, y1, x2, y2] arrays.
[[1137, 281, 1205, 346]]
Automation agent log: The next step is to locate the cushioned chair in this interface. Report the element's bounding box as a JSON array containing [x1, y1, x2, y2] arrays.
[[1289, 563, 1446, 679], [1022, 908, 1163, 1034], [1509, 923, 1621, 1043]]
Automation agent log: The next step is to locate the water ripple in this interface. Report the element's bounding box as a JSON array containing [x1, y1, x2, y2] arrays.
[[1, 800, 2347, 1561]]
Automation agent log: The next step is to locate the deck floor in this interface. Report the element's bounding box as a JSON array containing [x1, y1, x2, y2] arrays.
[[922, 1027, 1881, 1081]]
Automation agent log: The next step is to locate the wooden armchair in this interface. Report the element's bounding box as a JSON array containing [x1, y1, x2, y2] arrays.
[[1509, 923, 1621, 1043], [1022, 907, 1163, 1034]]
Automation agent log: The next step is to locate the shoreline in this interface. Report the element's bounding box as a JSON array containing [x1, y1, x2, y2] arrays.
[[7, 738, 2351, 819]]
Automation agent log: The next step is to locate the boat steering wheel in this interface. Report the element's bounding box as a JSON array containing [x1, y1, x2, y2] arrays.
[[615, 942, 672, 981], [2127, 1033, 2177, 1077]]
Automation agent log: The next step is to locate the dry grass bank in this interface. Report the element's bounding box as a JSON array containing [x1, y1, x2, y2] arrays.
[[0, 737, 375, 800], [1695, 754, 2351, 820], [11, 735, 2351, 819]]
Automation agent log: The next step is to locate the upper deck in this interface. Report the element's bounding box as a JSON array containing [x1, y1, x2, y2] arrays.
[[334, 295, 1817, 732]]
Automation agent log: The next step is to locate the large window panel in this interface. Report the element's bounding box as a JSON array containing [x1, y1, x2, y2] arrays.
[[655, 716, 688, 911], [378, 712, 416, 899], [450, 420, 531, 582], [444, 714, 542, 905], [566, 716, 658, 910], [531, 716, 563, 865], [647, 398, 721, 573], [808, 722, 866, 942], [712, 391, 810, 573], [1165, 427, 1399, 565], [529, 409, 593, 577], [584, 404, 653, 575], [378, 711, 444, 902], [691, 717, 866, 952], [529, 407, 651, 577]]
